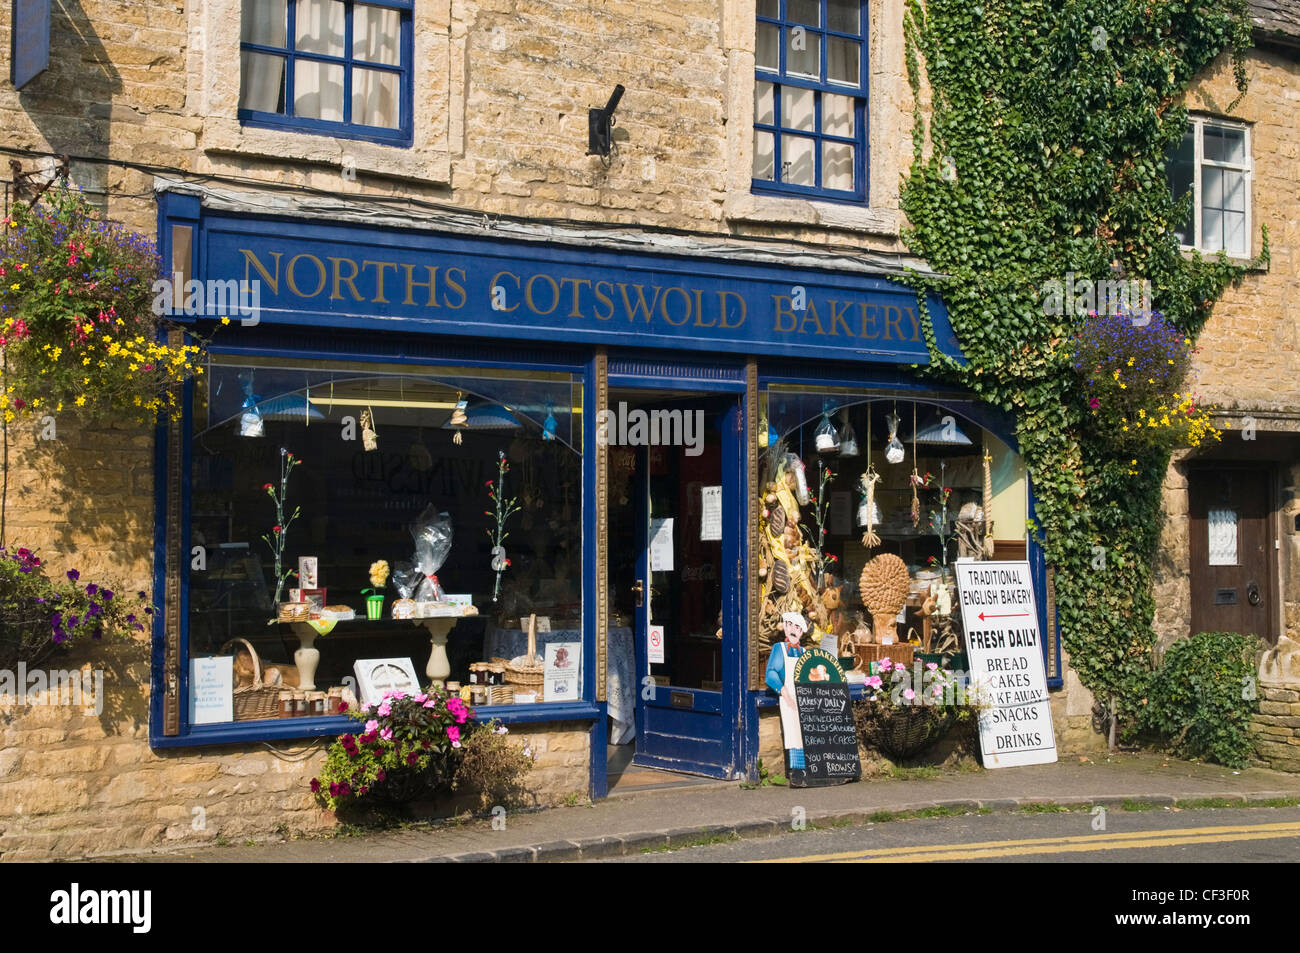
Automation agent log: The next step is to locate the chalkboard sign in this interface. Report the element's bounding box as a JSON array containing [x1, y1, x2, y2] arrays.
[[790, 648, 861, 787]]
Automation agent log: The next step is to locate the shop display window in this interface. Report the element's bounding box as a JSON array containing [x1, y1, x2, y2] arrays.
[[759, 386, 1029, 661], [185, 356, 584, 727]]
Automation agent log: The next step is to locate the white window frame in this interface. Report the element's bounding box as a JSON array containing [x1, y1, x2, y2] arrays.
[[1174, 115, 1253, 258]]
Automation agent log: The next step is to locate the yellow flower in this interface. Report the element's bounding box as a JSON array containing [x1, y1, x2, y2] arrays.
[[1127, 357, 1135, 367], [74, 395, 86, 407], [1130, 460, 1137, 466], [82, 323, 93, 334], [8, 283, 18, 291], [220, 316, 231, 325]]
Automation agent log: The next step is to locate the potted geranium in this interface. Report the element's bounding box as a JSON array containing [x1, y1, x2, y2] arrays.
[[312, 688, 474, 813]]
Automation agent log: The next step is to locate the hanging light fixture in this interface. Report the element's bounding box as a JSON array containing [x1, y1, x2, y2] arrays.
[[463, 402, 522, 430], [911, 409, 973, 445]]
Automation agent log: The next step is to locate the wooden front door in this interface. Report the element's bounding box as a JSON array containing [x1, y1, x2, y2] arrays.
[[1188, 467, 1276, 643]]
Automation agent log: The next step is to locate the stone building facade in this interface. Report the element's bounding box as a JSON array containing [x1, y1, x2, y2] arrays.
[[3, 0, 1284, 859], [1149, 3, 1300, 770], [0, 0, 949, 860]]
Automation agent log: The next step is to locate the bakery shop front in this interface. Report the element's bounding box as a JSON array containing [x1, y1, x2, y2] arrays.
[[152, 184, 1056, 795]]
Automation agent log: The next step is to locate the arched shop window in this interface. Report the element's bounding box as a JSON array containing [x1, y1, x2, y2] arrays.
[[760, 388, 1029, 603], [186, 356, 584, 726]]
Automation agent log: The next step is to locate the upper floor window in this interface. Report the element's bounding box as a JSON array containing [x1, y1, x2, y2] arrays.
[[1167, 116, 1252, 257], [239, 0, 413, 145], [753, 0, 868, 202]]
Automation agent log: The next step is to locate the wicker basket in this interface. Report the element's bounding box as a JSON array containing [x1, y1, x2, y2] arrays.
[[505, 613, 546, 690], [854, 641, 914, 671], [221, 638, 282, 722]]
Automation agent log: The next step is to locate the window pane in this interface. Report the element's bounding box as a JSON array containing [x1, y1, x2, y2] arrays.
[[755, 81, 775, 125], [1224, 210, 1247, 256], [353, 3, 401, 65], [1167, 127, 1194, 200], [828, 0, 860, 33], [781, 85, 815, 131], [1208, 508, 1238, 565], [1221, 168, 1247, 213], [787, 30, 820, 78], [352, 68, 401, 128], [189, 361, 585, 724], [294, 58, 345, 121], [1202, 206, 1224, 253], [822, 140, 854, 191], [827, 36, 859, 85], [823, 92, 854, 137], [1202, 165, 1223, 210], [240, 50, 286, 112], [788, 0, 820, 26], [242, 0, 287, 46], [754, 130, 775, 180], [781, 134, 815, 186], [295, 0, 345, 56], [756, 22, 779, 70], [756, 0, 780, 17], [1204, 124, 1246, 165]]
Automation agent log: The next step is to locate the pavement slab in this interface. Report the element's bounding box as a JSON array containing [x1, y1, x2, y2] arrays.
[[96, 753, 1300, 863]]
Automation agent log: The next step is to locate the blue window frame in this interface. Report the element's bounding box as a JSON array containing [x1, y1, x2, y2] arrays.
[[753, 0, 868, 202], [238, 0, 414, 146]]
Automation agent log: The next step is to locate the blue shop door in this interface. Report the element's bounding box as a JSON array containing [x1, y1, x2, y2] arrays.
[[628, 395, 742, 778]]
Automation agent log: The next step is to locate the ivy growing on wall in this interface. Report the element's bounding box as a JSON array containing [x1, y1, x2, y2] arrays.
[[901, 0, 1264, 730]]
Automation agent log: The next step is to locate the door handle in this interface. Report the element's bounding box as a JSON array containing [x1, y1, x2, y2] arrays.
[[1247, 581, 1261, 607], [632, 579, 644, 607]]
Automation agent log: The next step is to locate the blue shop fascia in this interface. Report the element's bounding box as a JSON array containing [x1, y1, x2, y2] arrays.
[[151, 183, 1058, 794]]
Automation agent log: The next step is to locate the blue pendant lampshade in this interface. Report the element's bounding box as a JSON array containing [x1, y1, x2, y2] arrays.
[[460, 402, 522, 430], [911, 411, 973, 445]]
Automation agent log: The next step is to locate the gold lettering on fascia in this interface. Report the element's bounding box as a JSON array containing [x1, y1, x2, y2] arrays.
[[239, 247, 911, 340], [772, 295, 921, 342]]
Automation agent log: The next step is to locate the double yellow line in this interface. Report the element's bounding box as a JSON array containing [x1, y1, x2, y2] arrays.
[[756, 820, 1300, 863]]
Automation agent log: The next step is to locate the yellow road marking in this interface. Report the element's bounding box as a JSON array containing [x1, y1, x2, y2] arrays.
[[752, 820, 1300, 864]]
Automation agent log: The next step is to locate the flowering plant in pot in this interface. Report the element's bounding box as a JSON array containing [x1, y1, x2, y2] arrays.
[[1070, 310, 1218, 453], [0, 545, 153, 669], [312, 687, 474, 813], [0, 183, 205, 423], [853, 657, 982, 761]]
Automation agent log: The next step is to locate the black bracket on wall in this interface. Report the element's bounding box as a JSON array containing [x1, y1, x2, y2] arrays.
[[587, 85, 626, 157]]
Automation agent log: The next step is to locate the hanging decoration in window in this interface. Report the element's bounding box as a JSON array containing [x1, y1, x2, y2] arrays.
[[360, 407, 379, 452], [486, 451, 522, 602], [884, 404, 904, 464]]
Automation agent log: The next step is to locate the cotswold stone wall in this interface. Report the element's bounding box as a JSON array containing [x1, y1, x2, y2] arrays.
[[0, 638, 588, 862], [1153, 46, 1300, 650]]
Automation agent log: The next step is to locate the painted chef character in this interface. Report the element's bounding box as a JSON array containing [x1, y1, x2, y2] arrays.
[[766, 610, 809, 771]]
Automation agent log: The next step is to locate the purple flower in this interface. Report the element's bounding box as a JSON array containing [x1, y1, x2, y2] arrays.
[[101, 589, 113, 601], [66, 569, 79, 582], [86, 583, 98, 596]]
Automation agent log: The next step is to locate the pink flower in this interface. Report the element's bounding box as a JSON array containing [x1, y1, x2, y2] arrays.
[[903, 688, 916, 701], [414, 693, 429, 704], [379, 727, 393, 741], [879, 659, 893, 672], [1088, 397, 1100, 410], [866, 675, 882, 688], [376, 702, 391, 717], [925, 662, 938, 672], [447, 725, 460, 744], [423, 698, 437, 709], [365, 719, 379, 734]]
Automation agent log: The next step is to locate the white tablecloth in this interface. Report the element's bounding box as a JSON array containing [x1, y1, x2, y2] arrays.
[[486, 626, 635, 743]]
